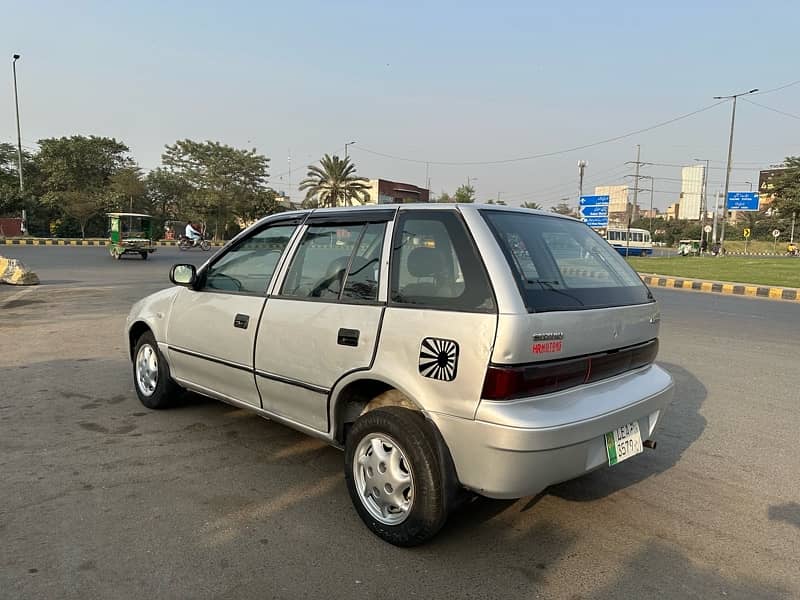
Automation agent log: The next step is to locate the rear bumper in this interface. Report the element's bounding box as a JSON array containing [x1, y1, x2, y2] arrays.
[[429, 364, 674, 499]]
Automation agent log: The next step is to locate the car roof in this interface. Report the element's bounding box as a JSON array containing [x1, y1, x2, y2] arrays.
[[293, 203, 575, 220]]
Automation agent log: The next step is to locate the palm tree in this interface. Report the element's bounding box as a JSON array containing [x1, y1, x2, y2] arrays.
[[298, 154, 371, 208], [520, 201, 542, 210]]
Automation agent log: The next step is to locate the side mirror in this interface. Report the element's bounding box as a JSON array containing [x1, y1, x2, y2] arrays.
[[170, 264, 197, 287]]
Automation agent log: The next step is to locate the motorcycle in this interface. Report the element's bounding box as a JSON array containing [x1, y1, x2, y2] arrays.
[[178, 232, 211, 251]]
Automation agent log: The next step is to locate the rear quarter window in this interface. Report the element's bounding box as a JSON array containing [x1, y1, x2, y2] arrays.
[[482, 211, 653, 312]]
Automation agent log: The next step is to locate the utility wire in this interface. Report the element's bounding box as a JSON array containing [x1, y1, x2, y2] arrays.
[[743, 98, 800, 122], [353, 101, 726, 166], [754, 79, 800, 96]]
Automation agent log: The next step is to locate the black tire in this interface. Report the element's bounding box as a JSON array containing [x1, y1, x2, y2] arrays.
[[344, 407, 451, 546], [178, 239, 190, 251], [132, 331, 180, 409], [200, 240, 211, 251], [140, 252, 148, 260]]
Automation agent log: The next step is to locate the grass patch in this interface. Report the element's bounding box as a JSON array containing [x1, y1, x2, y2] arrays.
[[720, 240, 785, 254], [628, 257, 800, 288]]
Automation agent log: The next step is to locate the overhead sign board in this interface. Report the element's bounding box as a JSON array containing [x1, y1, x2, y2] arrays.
[[580, 195, 610, 207], [579, 195, 610, 228], [727, 191, 759, 211], [579, 204, 609, 218]]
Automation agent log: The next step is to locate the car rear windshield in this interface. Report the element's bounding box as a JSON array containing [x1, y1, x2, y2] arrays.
[[481, 210, 653, 312]]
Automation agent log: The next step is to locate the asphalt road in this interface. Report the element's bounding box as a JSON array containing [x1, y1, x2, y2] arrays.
[[1, 246, 799, 599]]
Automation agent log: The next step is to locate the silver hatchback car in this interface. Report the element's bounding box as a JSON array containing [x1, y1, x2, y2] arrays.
[[126, 204, 674, 545]]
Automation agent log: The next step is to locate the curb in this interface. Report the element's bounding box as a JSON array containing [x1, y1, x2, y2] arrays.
[[639, 273, 800, 302], [2, 238, 225, 247]]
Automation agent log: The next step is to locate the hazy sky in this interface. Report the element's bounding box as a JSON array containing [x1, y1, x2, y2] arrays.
[[3, 1, 799, 210]]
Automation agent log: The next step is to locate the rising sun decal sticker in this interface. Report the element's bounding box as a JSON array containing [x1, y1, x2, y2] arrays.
[[418, 337, 459, 382]]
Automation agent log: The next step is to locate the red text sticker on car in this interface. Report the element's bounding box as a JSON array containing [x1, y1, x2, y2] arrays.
[[532, 341, 563, 354]]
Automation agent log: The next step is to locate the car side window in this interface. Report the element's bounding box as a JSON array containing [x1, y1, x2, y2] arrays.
[[202, 224, 297, 294], [390, 211, 495, 311], [281, 223, 378, 300]]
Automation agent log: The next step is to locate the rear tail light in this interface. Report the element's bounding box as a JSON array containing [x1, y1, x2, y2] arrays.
[[481, 339, 659, 401]]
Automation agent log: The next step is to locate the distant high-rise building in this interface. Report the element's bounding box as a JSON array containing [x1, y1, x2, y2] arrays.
[[678, 165, 704, 220], [594, 185, 628, 213]]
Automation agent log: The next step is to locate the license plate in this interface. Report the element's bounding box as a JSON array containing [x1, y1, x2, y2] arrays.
[[605, 421, 643, 466]]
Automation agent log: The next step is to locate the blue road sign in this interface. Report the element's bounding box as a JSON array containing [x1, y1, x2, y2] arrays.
[[727, 191, 759, 211], [579, 195, 610, 227], [580, 195, 610, 207], [580, 204, 609, 218], [583, 216, 610, 228]]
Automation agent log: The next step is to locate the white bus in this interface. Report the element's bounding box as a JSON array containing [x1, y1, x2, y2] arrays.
[[604, 227, 653, 257]]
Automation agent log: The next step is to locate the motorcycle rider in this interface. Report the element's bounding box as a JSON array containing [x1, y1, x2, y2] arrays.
[[185, 222, 202, 247]]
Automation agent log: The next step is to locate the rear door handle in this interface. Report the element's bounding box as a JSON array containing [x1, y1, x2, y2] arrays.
[[233, 314, 250, 329], [337, 328, 359, 347]]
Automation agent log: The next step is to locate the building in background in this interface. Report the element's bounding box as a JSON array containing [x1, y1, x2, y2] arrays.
[[666, 203, 680, 221], [758, 167, 787, 212], [359, 179, 430, 205], [595, 185, 628, 213], [678, 165, 704, 220], [594, 184, 638, 225]]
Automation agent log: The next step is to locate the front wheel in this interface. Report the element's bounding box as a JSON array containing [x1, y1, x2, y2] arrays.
[[199, 239, 211, 251], [344, 407, 451, 546], [133, 331, 180, 409], [140, 252, 148, 260]]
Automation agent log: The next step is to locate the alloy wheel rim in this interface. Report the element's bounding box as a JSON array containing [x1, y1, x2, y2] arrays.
[[353, 433, 414, 525], [135, 344, 159, 397]]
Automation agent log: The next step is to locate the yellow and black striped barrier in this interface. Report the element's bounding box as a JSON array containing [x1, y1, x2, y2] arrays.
[[639, 274, 800, 302]]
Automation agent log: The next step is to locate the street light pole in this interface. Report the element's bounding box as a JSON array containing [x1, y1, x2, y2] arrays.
[[713, 88, 758, 248], [344, 140, 356, 158], [12, 54, 23, 192], [694, 158, 710, 244], [577, 160, 587, 212]]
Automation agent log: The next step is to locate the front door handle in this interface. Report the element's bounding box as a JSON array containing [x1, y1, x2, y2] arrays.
[[337, 328, 359, 347], [233, 313, 250, 329]]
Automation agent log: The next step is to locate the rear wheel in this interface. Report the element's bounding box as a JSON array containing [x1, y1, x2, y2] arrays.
[[178, 238, 190, 251], [133, 331, 179, 409], [344, 407, 451, 546], [140, 252, 148, 260]]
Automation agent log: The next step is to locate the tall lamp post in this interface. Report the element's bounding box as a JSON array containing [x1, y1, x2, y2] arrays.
[[12, 54, 23, 192], [713, 88, 758, 248], [694, 158, 710, 244], [577, 160, 587, 212], [344, 140, 356, 158]]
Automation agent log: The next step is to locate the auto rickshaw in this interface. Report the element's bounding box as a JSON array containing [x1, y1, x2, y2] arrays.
[[677, 239, 701, 256], [107, 213, 156, 260]]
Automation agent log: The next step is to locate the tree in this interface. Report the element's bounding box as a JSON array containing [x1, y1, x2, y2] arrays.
[[110, 166, 146, 213], [35, 135, 133, 238], [520, 201, 542, 210], [299, 154, 370, 208], [453, 184, 475, 203], [436, 191, 453, 203], [550, 201, 576, 217], [770, 156, 800, 219], [162, 140, 270, 239], [145, 167, 192, 223]]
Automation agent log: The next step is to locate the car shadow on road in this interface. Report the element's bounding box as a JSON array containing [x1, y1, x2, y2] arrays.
[[585, 539, 790, 599], [768, 502, 800, 529], [547, 361, 706, 502]]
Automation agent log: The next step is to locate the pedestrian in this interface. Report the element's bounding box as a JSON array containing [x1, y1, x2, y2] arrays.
[[701, 239, 708, 254]]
